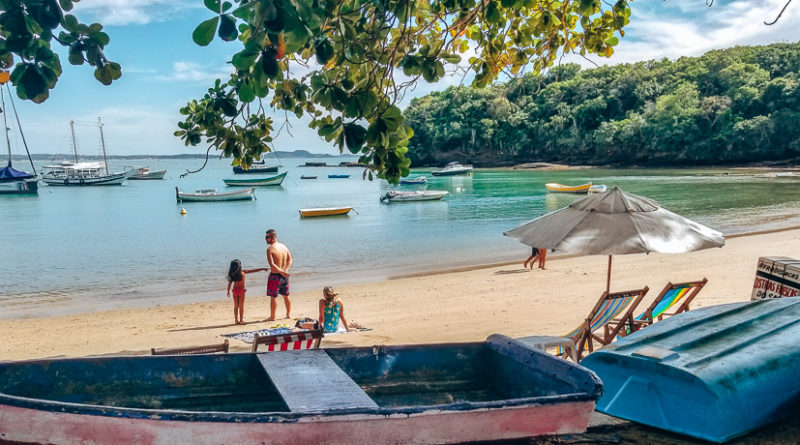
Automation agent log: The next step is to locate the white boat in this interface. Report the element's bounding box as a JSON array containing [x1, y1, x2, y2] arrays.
[[128, 167, 166, 180], [399, 176, 428, 185], [175, 187, 255, 202], [431, 162, 473, 176], [589, 184, 607, 193], [42, 119, 135, 186], [380, 190, 449, 202], [0, 84, 37, 195]]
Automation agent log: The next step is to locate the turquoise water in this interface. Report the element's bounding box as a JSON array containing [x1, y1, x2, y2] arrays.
[[3, 158, 800, 320]]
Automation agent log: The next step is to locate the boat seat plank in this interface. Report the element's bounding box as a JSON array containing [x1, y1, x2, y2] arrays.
[[257, 350, 378, 413]]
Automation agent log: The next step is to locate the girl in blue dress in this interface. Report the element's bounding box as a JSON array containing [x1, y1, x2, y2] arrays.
[[318, 286, 352, 333]]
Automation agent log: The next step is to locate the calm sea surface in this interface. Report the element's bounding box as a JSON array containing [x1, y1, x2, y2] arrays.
[[3, 157, 800, 320]]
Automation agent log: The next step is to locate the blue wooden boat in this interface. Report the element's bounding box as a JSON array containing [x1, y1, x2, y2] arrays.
[[0, 335, 602, 444], [581, 298, 800, 443], [328, 174, 350, 178]]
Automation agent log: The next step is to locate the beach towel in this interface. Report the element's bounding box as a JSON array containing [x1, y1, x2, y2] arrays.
[[221, 326, 294, 344]]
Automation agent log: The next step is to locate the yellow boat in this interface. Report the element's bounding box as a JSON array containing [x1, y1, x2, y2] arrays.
[[298, 207, 353, 217], [545, 182, 593, 193]]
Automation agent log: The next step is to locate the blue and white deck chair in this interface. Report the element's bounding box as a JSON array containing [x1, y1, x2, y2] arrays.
[[520, 287, 648, 362]]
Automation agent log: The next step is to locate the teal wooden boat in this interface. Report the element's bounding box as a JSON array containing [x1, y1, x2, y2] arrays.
[[581, 298, 800, 443], [223, 171, 287, 187]]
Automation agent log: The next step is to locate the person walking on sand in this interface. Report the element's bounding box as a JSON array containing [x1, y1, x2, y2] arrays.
[[226, 259, 267, 325], [265, 229, 293, 320], [524, 246, 547, 270], [319, 286, 351, 333]]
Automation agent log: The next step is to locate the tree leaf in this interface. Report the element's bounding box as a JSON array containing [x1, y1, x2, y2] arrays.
[[218, 15, 238, 41], [192, 16, 219, 46]]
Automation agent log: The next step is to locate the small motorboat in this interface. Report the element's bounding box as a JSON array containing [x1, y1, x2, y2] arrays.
[[232, 160, 279, 174], [545, 182, 593, 193], [328, 174, 350, 179], [128, 166, 166, 180], [589, 184, 607, 193], [300, 175, 317, 180], [380, 190, 449, 203], [0, 335, 602, 445], [431, 162, 473, 176], [223, 171, 287, 187], [298, 207, 352, 217], [175, 187, 255, 202], [399, 176, 428, 185]]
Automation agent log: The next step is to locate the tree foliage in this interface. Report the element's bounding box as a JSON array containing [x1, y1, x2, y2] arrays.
[[172, 0, 631, 182], [404, 42, 800, 167], [0, 0, 120, 103]]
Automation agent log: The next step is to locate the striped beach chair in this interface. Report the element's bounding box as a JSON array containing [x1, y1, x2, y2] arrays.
[[627, 278, 708, 334], [251, 329, 324, 352], [519, 287, 648, 362]]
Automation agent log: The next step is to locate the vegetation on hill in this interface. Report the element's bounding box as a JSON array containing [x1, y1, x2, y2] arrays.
[[404, 42, 800, 167]]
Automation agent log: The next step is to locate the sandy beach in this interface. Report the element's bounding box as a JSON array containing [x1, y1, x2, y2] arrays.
[[2, 227, 800, 362]]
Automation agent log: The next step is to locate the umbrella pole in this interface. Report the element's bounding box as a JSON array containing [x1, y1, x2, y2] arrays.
[[606, 255, 612, 293]]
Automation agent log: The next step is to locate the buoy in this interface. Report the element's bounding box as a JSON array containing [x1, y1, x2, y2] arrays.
[[180, 208, 187, 215]]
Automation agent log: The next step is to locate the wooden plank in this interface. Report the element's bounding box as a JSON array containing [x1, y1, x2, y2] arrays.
[[257, 350, 379, 413]]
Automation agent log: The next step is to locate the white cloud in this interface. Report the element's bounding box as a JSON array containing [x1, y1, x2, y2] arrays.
[[153, 61, 232, 84], [71, 0, 200, 26]]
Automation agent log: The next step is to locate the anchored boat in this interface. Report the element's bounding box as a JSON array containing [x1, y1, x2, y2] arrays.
[[544, 182, 593, 193], [399, 176, 428, 185], [223, 171, 287, 187], [299, 206, 352, 217], [128, 167, 166, 180], [0, 83, 38, 195], [175, 187, 255, 202], [0, 335, 602, 445], [431, 162, 473, 176], [380, 190, 449, 203]]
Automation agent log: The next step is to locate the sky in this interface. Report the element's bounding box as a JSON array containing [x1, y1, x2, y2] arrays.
[[3, 0, 799, 159]]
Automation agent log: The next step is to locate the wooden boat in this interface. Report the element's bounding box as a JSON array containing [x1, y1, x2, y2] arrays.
[[544, 182, 593, 193], [232, 160, 279, 174], [223, 171, 287, 187], [380, 190, 449, 203], [175, 187, 255, 202], [42, 119, 134, 186], [328, 174, 350, 179], [298, 206, 352, 217], [300, 175, 317, 179], [399, 176, 427, 185], [128, 166, 166, 180], [431, 162, 473, 176], [581, 298, 800, 443], [0, 335, 602, 445]]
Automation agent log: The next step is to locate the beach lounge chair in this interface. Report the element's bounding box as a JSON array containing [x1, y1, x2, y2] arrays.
[[150, 339, 229, 355], [626, 278, 708, 334], [519, 287, 648, 362], [251, 329, 324, 352]]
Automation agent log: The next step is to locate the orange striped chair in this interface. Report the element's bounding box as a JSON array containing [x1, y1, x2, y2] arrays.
[[251, 329, 324, 352], [520, 287, 648, 362], [626, 278, 708, 334]]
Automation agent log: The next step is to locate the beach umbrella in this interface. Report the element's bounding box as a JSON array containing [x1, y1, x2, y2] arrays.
[[503, 186, 725, 292]]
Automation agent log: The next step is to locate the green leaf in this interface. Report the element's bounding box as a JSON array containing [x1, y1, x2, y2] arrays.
[[238, 82, 255, 102], [61, 14, 79, 32], [343, 123, 367, 153], [192, 17, 219, 46], [232, 49, 259, 71], [485, 1, 502, 24], [218, 15, 237, 41], [204, 0, 222, 12]]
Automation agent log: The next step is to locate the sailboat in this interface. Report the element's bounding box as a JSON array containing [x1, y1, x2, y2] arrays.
[[42, 118, 134, 186], [0, 80, 38, 195]]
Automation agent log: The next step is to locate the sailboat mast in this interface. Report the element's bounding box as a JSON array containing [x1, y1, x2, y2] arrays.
[[69, 120, 79, 163], [98, 117, 109, 174], [1, 84, 11, 167]]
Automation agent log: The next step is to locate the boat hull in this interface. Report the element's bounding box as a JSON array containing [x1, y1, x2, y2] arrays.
[[430, 169, 472, 176], [0, 178, 38, 194], [299, 207, 352, 217], [328, 175, 350, 179], [223, 172, 287, 187], [176, 187, 255, 202], [545, 182, 593, 193], [42, 170, 133, 186], [0, 335, 602, 445], [129, 170, 166, 180], [582, 299, 800, 443], [382, 191, 448, 202], [399, 177, 427, 184]]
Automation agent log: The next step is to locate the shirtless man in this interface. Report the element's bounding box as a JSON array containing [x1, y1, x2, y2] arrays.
[[265, 229, 293, 320]]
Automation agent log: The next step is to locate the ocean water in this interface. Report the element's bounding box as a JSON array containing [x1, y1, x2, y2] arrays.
[[3, 157, 800, 320]]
